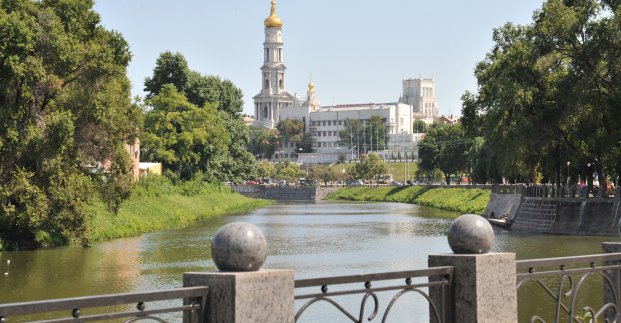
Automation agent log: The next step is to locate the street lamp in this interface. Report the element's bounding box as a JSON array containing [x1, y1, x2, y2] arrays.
[[347, 146, 357, 161], [566, 161, 571, 186]]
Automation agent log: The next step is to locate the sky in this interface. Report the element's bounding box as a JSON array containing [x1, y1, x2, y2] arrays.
[[93, 0, 546, 117]]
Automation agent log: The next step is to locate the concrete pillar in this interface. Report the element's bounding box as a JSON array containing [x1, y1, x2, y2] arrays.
[[429, 253, 517, 323], [183, 270, 294, 323], [602, 242, 621, 322], [183, 222, 295, 323], [430, 214, 517, 323]]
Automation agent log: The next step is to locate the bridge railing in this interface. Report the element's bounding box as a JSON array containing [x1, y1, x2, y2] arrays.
[[516, 250, 621, 323], [293, 267, 453, 323], [493, 184, 619, 198], [0, 286, 208, 322]]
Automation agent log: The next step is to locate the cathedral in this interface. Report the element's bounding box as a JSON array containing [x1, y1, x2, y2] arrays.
[[253, 0, 438, 163]]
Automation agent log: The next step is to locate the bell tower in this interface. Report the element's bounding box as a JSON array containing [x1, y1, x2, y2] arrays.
[[253, 0, 294, 128]]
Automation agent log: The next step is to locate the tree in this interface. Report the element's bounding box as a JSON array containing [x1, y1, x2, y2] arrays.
[[143, 52, 256, 182], [413, 119, 430, 134], [418, 125, 469, 185], [464, 0, 621, 186], [338, 117, 385, 154], [277, 119, 305, 142], [273, 160, 304, 183], [307, 165, 337, 186], [141, 85, 229, 180], [0, 0, 141, 248], [349, 153, 387, 183], [248, 127, 280, 160], [256, 161, 276, 179], [144, 52, 190, 99]]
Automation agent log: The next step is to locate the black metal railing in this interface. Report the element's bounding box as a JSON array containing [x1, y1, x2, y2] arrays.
[[493, 184, 619, 199], [294, 266, 453, 323], [516, 252, 621, 323], [0, 286, 208, 322]]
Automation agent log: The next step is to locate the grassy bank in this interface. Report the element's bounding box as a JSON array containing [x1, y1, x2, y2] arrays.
[[86, 177, 272, 242], [327, 186, 490, 215]]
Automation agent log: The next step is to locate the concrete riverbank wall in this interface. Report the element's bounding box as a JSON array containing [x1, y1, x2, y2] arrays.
[[233, 185, 339, 201], [485, 193, 621, 236]]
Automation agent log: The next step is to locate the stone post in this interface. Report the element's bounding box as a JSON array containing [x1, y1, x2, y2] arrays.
[[183, 222, 294, 323], [429, 214, 517, 323], [602, 242, 621, 322]]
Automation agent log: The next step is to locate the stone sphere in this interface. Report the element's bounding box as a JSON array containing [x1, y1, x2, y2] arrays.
[[447, 214, 494, 254], [211, 222, 267, 272]]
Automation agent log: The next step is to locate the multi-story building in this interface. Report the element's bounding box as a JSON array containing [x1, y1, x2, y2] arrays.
[[399, 76, 440, 119], [253, 1, 431, 163]]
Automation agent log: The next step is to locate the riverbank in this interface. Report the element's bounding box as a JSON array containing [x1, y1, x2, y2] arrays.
[[86, 178, 273, 243], [327, 186, 491, 215]]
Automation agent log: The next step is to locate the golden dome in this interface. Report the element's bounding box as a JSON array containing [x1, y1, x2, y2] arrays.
[[264, 0, 283, 28], [308, 80, 315, 93]]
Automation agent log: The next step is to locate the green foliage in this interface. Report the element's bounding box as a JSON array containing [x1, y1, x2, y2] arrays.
[[141, 85, 230, 180], [418, 125, 469, 184], [142, 52, 255, 183], [462, 0, 621, 186], [277, 119, 305, 142], [273, 160, 304, 182], [0, 0, 140, 248], [328, 186, 491, 214], [144, 52, 190, 99], [348, 153, 387, 183], [338, 117, 386, 153], [248, 127, 280, 160], [256, 161, 276, 179], [413, 119, 430, 134], [307, 165, 338, 185]]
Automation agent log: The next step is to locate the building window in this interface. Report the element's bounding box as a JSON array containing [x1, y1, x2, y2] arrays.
[[265, 80, 269, 90], [322, 121, 326, 126], [279, 78, 283, 89]]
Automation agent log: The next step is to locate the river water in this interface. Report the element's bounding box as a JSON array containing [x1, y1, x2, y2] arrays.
[[0, 201, 616, 322]]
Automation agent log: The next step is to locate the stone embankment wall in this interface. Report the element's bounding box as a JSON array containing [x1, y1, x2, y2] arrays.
[[485, 192, 621, 236], [233, 185, 339, 201]]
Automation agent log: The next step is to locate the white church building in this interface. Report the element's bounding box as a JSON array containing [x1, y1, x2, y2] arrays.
[[253, 0, 438, 163]]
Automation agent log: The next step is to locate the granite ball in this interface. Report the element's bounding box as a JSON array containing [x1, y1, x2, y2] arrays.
[[211, 222, 267, 272], [447, 214, 494, 254]]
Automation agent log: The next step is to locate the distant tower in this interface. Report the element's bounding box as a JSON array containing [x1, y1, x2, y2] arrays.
[[253, 0, 294, 128], [399, 76, 439, 118]]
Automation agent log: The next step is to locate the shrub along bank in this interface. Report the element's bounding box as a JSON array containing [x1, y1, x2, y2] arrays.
[[85, 176, 272, 243], [327, 186, 491, 215]]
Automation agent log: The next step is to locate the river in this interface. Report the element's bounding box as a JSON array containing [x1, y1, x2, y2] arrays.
[[0, 201, 616, 322]]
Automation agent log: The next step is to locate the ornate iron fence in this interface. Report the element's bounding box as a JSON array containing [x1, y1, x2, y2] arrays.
[[0, 286, 208, 322], [516, 252, 621, 323], [294, 266, 453, 323]]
